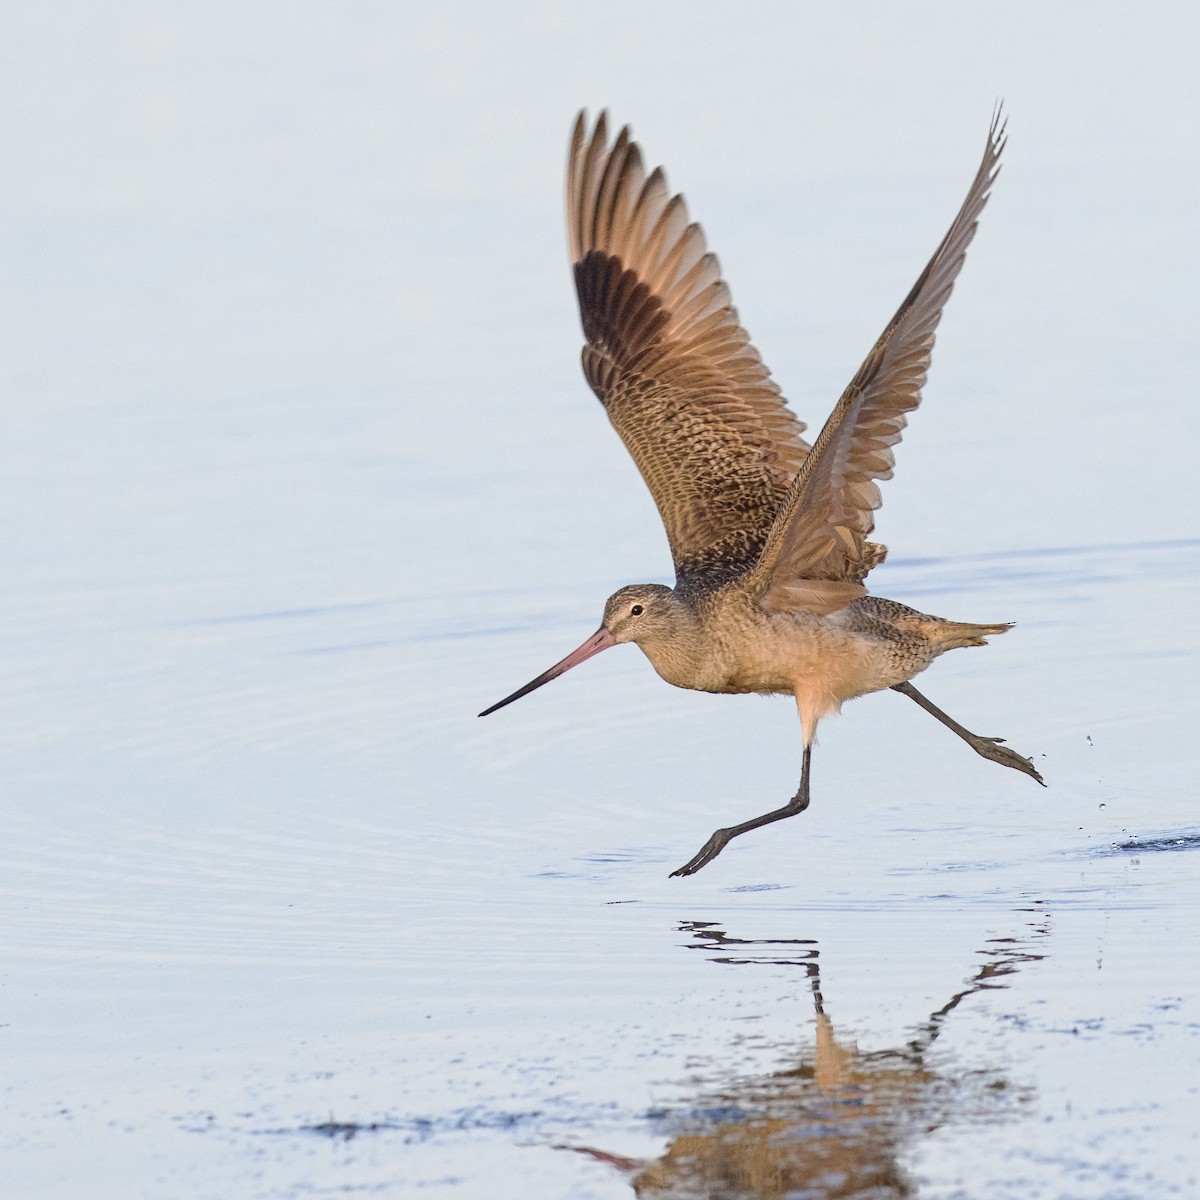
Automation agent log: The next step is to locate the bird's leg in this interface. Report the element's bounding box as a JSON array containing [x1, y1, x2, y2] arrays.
[[890, 681, 1044, 785], [670, 745, 814, 878]]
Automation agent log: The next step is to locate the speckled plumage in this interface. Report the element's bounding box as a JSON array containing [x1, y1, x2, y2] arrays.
[[567, 111, 814, 593], [482, 108, 1043, 877]]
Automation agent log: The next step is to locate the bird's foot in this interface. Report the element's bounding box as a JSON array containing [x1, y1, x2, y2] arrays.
[[671, 787, 811, 878], [967, 734, 1045, 785], [670, 828, 733, 877]]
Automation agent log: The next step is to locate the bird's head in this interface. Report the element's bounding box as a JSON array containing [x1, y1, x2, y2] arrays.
[[601, 583, 682, 645], [478, 582, 688, 717]]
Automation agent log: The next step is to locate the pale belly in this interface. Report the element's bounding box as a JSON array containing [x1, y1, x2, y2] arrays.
[[638, 592, 961, 747], [692, 618, 890, 701]]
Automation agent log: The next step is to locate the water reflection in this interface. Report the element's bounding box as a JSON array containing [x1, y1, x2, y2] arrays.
[[577, 919, 1047, 1199]]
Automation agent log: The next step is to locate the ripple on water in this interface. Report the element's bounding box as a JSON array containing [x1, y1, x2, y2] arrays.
[[1111, 830, 1200, 854]]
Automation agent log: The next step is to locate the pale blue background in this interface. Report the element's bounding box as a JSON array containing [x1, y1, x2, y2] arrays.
[[2, 3, 1198, 1197]]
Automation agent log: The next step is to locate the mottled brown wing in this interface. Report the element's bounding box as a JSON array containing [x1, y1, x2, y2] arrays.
[[567, 111, 811, 590], [750, 109, 1006, 611]]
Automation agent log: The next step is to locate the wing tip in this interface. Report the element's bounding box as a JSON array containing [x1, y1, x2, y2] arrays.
[[986, 100, 1008, 178]]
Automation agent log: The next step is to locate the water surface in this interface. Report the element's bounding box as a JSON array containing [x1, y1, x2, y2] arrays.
[[3, 4, 1199, 1197]]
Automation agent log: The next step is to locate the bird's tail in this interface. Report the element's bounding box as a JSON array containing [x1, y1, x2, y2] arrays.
[[932, 619, 1014, 651]]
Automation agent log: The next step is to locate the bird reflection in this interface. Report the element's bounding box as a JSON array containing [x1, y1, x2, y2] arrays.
[[572, 919, 1046, 1199]]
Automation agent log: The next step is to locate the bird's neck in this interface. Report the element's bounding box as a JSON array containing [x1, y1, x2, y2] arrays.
[[636, 601, 706, 689]]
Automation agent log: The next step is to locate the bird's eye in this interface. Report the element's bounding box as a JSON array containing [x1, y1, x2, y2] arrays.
[[630, 604, 644, 616]]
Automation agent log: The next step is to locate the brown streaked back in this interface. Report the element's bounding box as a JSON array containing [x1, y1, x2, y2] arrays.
[[567, 111, 812, 593]]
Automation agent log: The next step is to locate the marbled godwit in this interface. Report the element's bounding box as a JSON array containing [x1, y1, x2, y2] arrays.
[[482, 108, 1042, 877]]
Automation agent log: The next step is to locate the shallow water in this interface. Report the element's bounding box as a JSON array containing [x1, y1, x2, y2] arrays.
[[4, 4, 1199, 1198]]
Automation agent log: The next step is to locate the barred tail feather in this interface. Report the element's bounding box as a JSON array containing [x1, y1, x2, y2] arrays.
[[934, 619, 1014, 651]]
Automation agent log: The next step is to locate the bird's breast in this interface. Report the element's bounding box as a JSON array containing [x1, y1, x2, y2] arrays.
[[672, 608, 883, 699], [679, 612, 826, 696]]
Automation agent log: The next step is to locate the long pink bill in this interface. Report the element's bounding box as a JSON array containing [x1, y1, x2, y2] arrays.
[[479, 626, 616, 717]]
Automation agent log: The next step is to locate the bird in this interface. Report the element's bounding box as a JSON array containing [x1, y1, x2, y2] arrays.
[[480, 107, 1043, 878]]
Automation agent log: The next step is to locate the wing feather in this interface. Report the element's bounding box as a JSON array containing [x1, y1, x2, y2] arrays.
[[750, 108, 1007, 609], [567, 111, 812, 590]]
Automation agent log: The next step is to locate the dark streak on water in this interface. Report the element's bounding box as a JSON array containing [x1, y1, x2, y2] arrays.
[[1111, 832, 1200, 854]]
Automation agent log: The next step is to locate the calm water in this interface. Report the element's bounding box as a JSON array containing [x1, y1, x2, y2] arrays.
[[3, 4, 1199, 1197]]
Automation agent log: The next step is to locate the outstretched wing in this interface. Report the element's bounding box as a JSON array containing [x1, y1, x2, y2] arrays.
[[567, 111, 811, 591], [749, 109, 1006, 612]]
